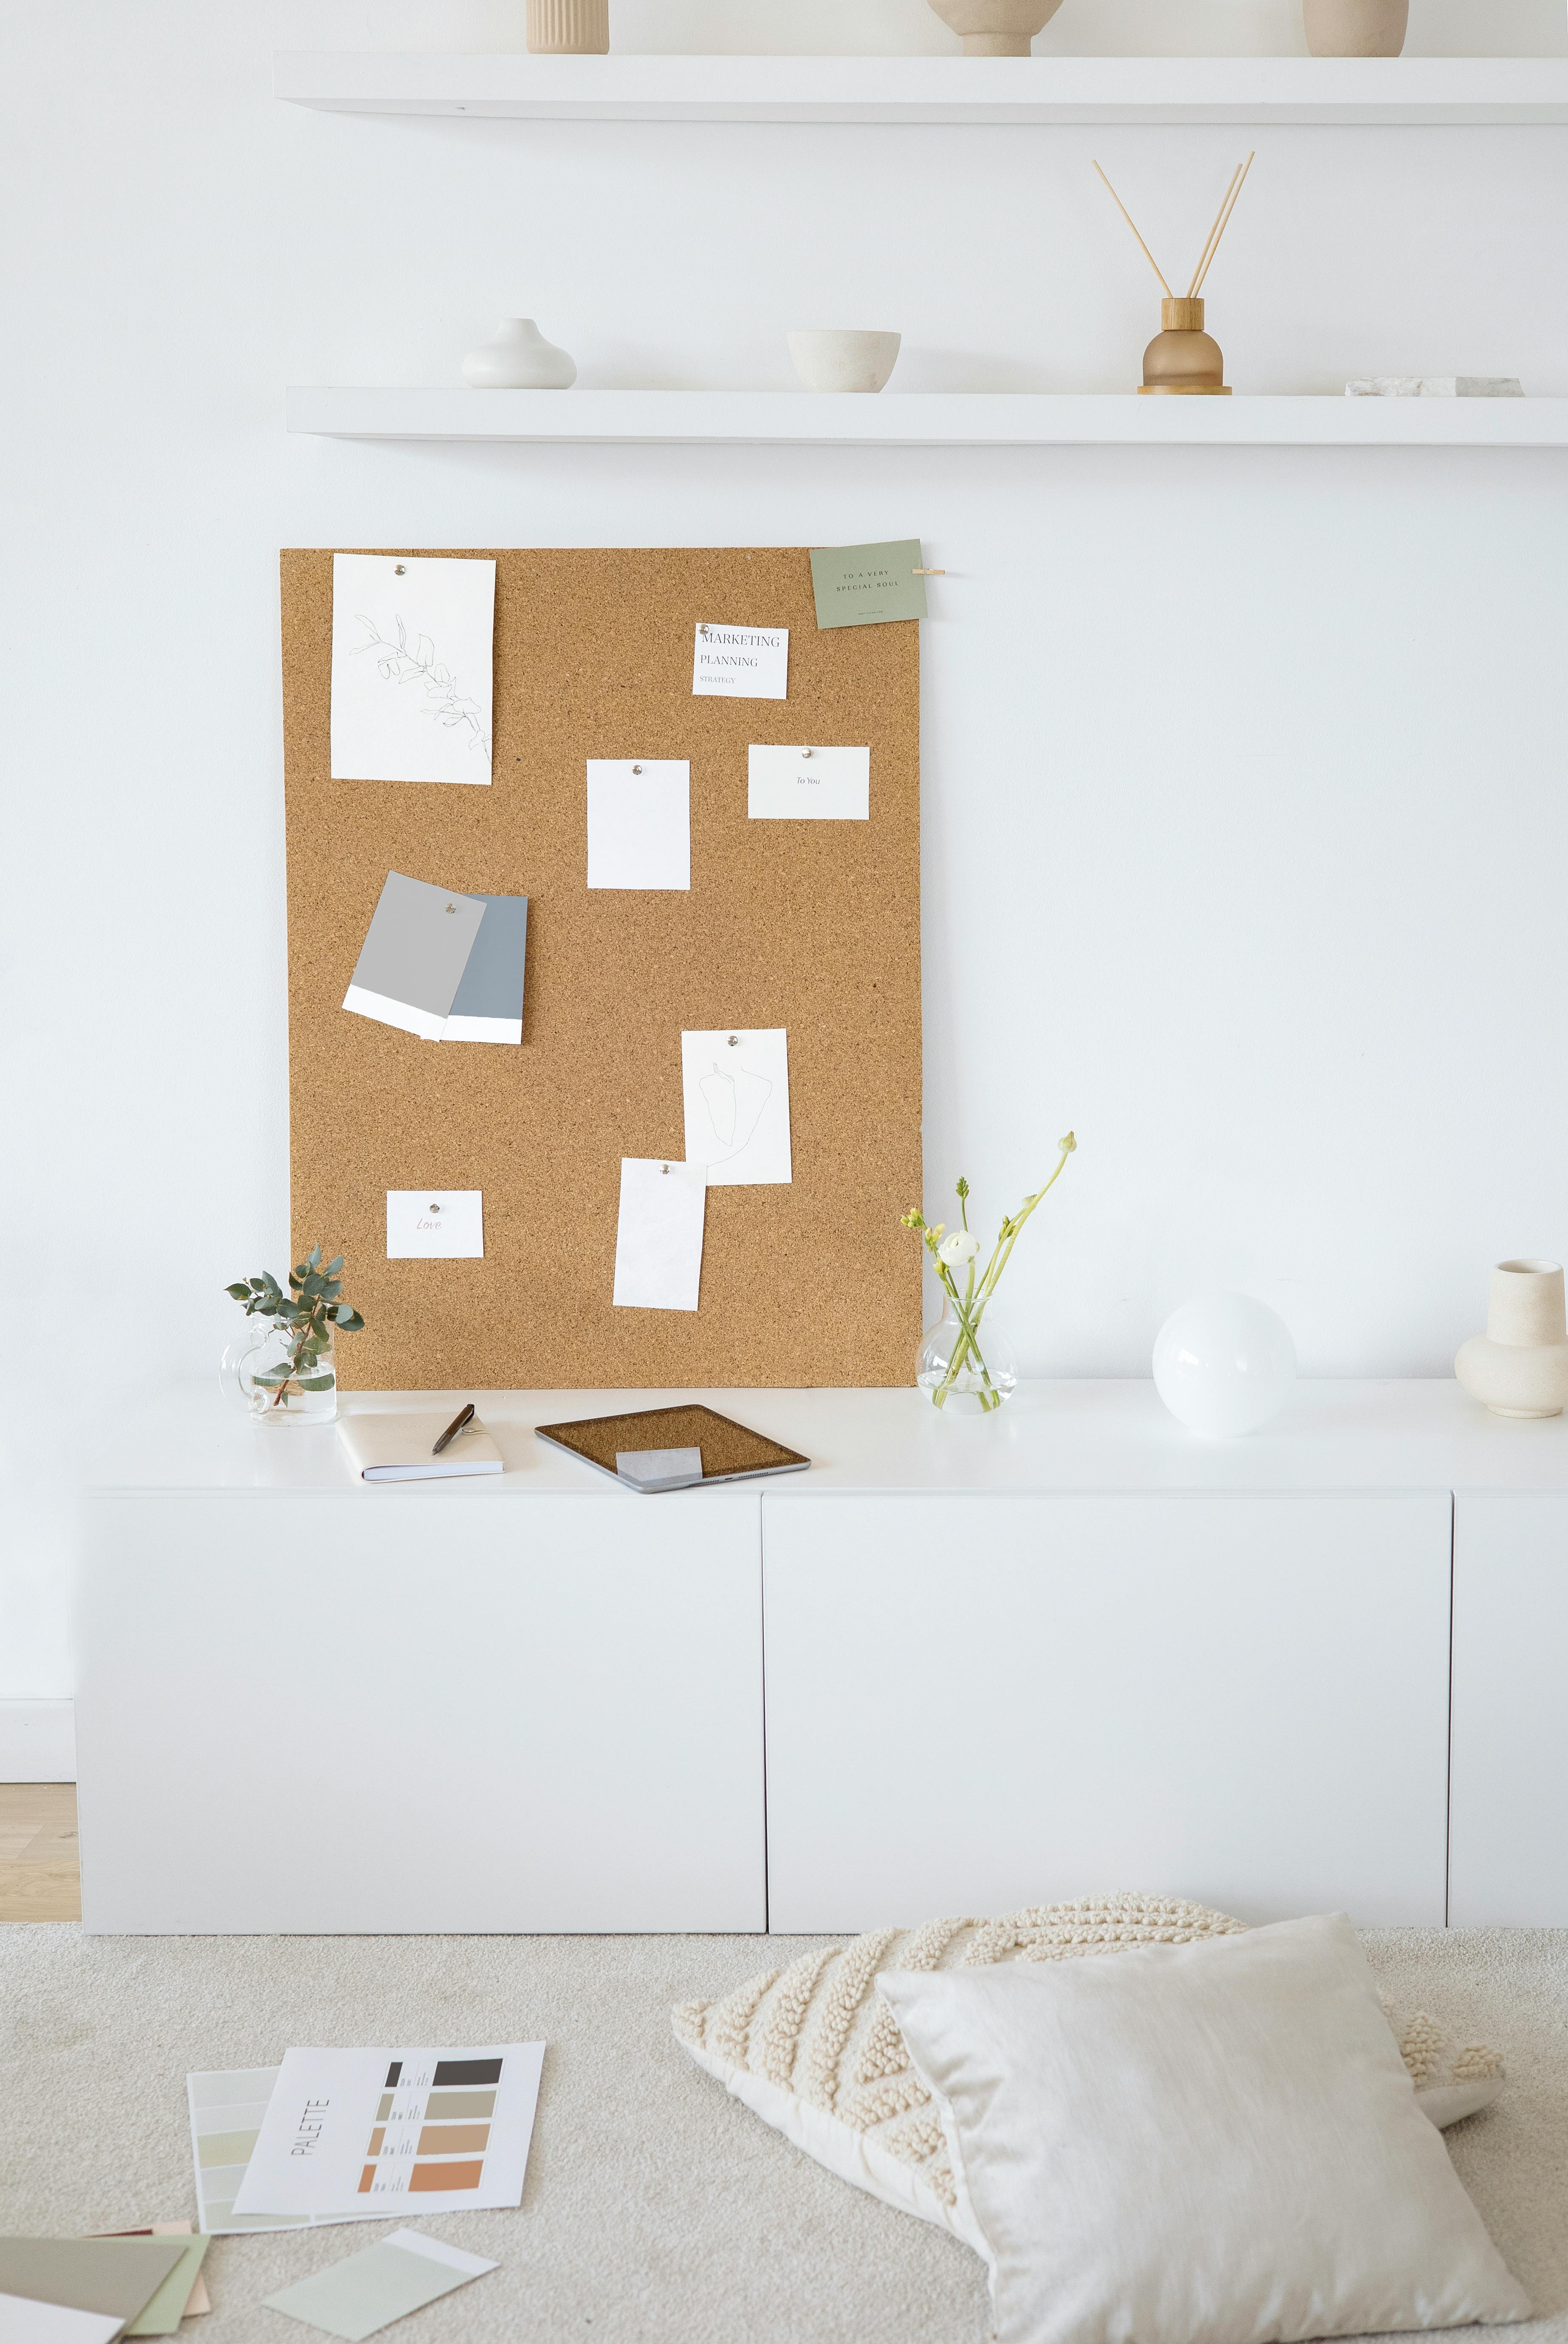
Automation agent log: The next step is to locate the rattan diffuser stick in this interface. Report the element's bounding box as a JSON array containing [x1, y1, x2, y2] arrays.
[[1093, 153, 1257, 395]]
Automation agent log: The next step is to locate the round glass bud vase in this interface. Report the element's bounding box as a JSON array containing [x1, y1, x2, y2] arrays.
[[220, 1316, 338, 1427], [917, 1300, 1018, 1415]]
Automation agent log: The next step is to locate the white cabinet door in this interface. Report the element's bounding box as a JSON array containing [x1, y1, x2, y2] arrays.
[[1450, 1491, 1568, 1925], [763, 1492, 1451, 1933], [75, 1491, 764, 1933]]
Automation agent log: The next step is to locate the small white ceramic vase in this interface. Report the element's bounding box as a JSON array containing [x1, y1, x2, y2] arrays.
[[787, 330, 901, 394], [462, 318, 577, 389], [1152, 1293, 1298, 1438], [526, 0, 609, 54], [1302, 0, 1409, 56], [1455, 1259, 1568, 1419], [926, 0, 1065, 55]]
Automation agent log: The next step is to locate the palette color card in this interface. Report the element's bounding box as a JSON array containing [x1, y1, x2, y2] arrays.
[[233, 2045, 544, 2219], [188, 2068, 387, 2235]]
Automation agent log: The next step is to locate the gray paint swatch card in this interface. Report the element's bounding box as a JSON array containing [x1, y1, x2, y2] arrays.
[[445, 893, 528, 1044], [263, 2230, 497, 2340], [0, 2240, 188, 2326], [809, 540, 928, 630], [342, 872, 486, 1043]]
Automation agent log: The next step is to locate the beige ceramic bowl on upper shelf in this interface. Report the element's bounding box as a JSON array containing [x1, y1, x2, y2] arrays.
[[787, 331, 903, 394], [926, 0, 1065, 54]]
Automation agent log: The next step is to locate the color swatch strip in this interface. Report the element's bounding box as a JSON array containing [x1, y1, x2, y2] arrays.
[[358, 2057, 506, 2197]]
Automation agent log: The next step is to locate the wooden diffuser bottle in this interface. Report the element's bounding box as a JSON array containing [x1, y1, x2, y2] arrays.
[[1094, 154, 1255, 396]]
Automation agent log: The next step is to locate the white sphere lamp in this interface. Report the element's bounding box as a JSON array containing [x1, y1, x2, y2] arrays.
[[1153, 1292, 1298, 1438]]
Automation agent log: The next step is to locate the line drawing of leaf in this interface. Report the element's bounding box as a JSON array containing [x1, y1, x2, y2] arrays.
[[349, 610, 491, 764]]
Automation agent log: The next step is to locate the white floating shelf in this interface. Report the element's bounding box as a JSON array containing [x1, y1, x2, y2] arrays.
[[273, 53, 1568, 127], [287, 389, 1568, 448]]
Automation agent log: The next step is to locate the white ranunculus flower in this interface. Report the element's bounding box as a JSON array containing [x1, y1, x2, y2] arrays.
[[938, 1230, 980, 1266]]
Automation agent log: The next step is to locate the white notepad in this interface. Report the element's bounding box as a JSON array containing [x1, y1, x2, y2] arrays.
[[336, 1414, 503, 1482]]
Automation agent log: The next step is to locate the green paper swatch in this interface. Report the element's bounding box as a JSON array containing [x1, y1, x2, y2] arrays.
[[809, 540, 928, 629], [264, 2231, 496, 2341], [126, 2236, 210, 2337]]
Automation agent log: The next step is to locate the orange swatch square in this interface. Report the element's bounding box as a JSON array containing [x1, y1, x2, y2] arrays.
[[410, 2160, 483, 2193]]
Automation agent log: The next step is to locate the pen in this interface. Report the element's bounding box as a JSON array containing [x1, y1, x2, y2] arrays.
[[433, 1403, 475, 1455]]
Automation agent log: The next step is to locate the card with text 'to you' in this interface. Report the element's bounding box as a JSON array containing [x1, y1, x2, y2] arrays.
[[692, 623, 789, 701], [612, 1160, 706, 1312], [586, 761, 690, 891], [748, 744, 870, 821], [386, 1192, 484, 1260], [330, 554, 495, 787], [681, 1030, 792, 1187], [232, 2045, 544, 2220]]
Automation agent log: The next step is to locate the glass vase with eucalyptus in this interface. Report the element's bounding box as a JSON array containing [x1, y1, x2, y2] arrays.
[[903, 1134, 1076, 1415], [220, 1246, 366, 1427]]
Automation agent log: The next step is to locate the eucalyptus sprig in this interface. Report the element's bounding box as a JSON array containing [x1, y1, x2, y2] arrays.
[[901, 1133, 1077, 1411], [225, 1243, 366, 1410]]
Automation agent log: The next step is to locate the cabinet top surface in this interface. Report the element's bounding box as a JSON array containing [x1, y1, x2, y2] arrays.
[[86, 1380, 1568, 1498]]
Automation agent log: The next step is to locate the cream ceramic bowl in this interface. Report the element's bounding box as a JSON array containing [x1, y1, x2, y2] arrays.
[[787, 330, 902, 394]]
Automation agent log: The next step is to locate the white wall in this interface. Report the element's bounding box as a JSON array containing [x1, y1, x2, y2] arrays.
[[2, 0, 1566, 1701]]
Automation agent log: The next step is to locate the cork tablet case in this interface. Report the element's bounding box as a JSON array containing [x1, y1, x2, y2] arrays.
[[536, 1405, 810, 1486], [280, 549, 922, 1391]]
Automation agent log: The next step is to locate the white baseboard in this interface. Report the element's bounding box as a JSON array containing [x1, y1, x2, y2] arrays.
[[0, 1699, 76, 1781]]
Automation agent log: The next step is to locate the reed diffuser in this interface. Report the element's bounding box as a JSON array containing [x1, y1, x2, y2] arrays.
[[1093, 153, 1256, 395]]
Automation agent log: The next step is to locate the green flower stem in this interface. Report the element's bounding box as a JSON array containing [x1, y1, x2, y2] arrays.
[[931, 1262, 1001, 1411], [907, 1135, 1076, 1414]]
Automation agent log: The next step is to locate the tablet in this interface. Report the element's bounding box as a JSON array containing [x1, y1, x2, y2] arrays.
[[534, 1404, 810, 1492]]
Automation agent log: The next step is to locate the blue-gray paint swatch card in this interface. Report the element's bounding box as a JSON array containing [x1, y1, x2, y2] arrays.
[[809, 540, 928, 629], [263, 2231, 497, 2341], [446, 892, 529, 1044]]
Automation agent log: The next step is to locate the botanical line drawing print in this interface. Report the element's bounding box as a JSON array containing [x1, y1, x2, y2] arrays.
[[353, 613, 491, 764], [698, 1059, 772, 1167]]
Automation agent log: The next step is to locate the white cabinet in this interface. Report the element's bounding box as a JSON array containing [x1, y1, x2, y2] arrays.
[[77, 1384, 1568, 1934], [76, 1488, 765, 1934], [762, 1492, 1453, 1934], [1449, 1492, 1568, 1926]]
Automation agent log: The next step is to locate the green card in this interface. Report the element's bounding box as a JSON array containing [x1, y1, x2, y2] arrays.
[[126, 2236, 211, 2336], [263, 2230, 497, 2341], [809, 541, 928, 630]]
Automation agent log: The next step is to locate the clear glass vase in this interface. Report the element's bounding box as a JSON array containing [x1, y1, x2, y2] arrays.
[[220, 1316, 337, 1427], [917, 1299, 1018, 1415]]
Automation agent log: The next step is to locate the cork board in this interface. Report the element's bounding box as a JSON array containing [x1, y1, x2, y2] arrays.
[[280, 548, 922, 1392]]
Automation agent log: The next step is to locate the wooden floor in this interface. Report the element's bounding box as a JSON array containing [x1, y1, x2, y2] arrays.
[[0, 1783, 80, 1921]]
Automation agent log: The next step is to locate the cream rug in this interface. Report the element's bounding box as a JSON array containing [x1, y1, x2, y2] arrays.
[[1, 1925, 1565, 2342]]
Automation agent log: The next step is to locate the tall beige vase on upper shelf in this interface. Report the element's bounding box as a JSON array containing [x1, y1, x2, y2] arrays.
[[1455, 1260, 1568, 1419], [526, 0, 609, 54], [926, 0, 1065, 56], [1302, 0, 1409, 55]]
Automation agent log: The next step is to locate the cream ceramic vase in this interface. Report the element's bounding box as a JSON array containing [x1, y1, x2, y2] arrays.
[[462, 318, 577, 388], [1302, 0, 1409, 56], [526, 0, 609, 54], [926, 0, 1065, 56], [1455, 1259, 1568, 1419]]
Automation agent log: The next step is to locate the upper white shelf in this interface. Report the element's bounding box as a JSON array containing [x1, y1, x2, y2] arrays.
[[272, 53, 1568, 127], [286, 389, 1568, 447]]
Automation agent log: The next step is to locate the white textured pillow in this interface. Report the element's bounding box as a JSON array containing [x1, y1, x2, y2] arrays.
[[881, 1913, 1529, 2344], [672, 1897, 1504, 2252]]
